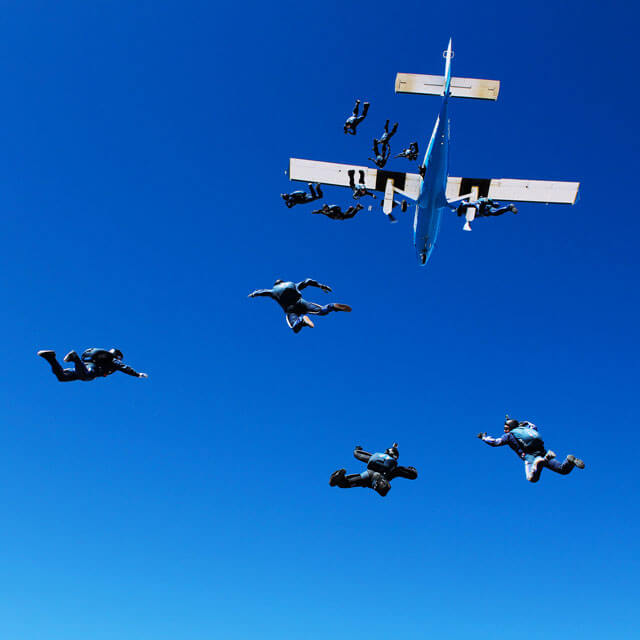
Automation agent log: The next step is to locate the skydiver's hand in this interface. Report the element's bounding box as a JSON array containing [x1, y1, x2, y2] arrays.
[[138, 373, 149, 378], [248, 292, 256, 298], [320, 284, 332, 293], [354, 446, 363, 451], [477, 432, 486, 439]]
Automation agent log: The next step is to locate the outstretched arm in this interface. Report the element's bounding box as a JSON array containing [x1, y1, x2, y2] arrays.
[[297, 279, 331, 293], [478, 433, 524, 458], [353, 446, 372, 463], [248, 289, 273, 299], [115, 361, 147, 378], [389, 465, 418, 480]]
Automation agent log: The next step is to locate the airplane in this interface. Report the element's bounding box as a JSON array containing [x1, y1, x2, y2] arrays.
[[288, 39, 580, 266]]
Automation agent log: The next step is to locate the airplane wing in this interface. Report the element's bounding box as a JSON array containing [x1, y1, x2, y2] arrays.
[[446, 177, 580, 204], [289, 158, 422, 200]]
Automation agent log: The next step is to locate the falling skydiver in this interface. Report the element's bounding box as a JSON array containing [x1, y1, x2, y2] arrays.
[[478, 417, 585, 483], [344, 99, 370, 135], [281, 183, 323, 208], [329, 443, 418, 496], [369, 139, 390, 169], [456, 197, 517, 230], [395, 141, 419, 161], [311, 203, 364, 220], [248, 279, 352, 333], [37, 348, 148, 382], [348, 169, 377, 200]]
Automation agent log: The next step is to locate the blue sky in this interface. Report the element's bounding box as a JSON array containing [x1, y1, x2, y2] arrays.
[[0, 1, 637, 638]]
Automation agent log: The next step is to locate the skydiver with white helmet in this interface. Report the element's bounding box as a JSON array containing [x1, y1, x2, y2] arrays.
[[329, 443, 418, 497], [478, 416, 585, 483], [248, 279, 352, 333], [311, 202, 364, 220], [281, 183, 323, 208], [37, 348, 148, 382], [344, 99, 370, 135]]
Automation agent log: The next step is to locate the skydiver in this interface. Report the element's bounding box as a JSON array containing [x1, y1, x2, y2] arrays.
[[374, 120, 399, 150], [396, 141, 419, 162], [329, 443, 418, 497], [248, 279, 352, 333], [478, 417, 585, 483], [369, 139, 390, 169], [347, 169, 377, 200], [456, 197, 518, 229], [311, 203, 364, 220], [281, 183, 323, 208], [344, 99, 370, 135], [37, 348, 148, 382]]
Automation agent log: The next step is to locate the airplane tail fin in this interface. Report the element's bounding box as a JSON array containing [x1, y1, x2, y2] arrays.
[[443, 39, 453, 97]]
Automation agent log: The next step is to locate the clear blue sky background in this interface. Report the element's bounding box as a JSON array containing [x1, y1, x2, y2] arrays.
[[0, 1, 637, 638]]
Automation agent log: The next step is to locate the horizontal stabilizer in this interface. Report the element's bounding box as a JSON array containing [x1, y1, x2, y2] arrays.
[[446, 177, 580, 204], [289, 158, 422, 199], [395, 73, 500, 100]]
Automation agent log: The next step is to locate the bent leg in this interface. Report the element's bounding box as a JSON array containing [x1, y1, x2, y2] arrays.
[[40, 353, 79, 382], [525, 456, 543, 483], [545, 456, 576, 476]]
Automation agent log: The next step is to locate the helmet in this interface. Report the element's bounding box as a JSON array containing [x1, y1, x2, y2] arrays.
[[109, 348, 123, 360], [385, 442, 399, 459], [504, 417, 519, 430], [273, 279, 284, 286]]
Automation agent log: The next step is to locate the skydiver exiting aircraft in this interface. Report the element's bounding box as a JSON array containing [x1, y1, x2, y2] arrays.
[[329, 443, 418, 497], [455, 197, 518, 228], [311, 203, 364, 220], [478, 417, 585, 483], [396, 141, 419, 162], [248, 279, 352, 333], [37, 348, 148, 382], [347, 169, 377, 200], [344, 99, 370, 135], [374, 119, 398, 150], [281, 183, 323, 208], [369, 139, 390, 169]]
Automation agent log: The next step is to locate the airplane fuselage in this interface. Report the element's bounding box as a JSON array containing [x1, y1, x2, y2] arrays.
[[414, 94, 450, 265]]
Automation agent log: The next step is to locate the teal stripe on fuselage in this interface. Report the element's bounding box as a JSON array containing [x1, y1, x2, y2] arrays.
[[414, 90, 450, 265]]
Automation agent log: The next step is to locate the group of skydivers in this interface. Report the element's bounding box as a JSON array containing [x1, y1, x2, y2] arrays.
[[35, 99, 585, 497], [281, 98, 518, 226]]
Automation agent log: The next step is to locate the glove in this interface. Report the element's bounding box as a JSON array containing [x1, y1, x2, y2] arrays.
[[477, 432, 486, 439], [354, 446, 363, 451], [320, 284, 332, 293], [138, 373, 149, 378]]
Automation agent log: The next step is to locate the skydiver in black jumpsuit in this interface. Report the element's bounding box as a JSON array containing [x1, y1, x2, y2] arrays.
[[281, 183, 324, 208], [311, 203, 364, 220], [38, 348, 148, 382], [329, 443, 418, 497]]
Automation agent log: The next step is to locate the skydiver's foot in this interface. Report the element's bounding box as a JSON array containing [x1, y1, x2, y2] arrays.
[[37, 350, 56, 360], [388, 213, 397, 223], [332, 304, 352, 312], [63, 350, 79, 363], [567, 454, 585, 469], [543, 450, 556, 462], [329, 468, 346, 486], [401, 200, 408, 212], [302, 315, 315, 328], [510, 204, 518, 214]]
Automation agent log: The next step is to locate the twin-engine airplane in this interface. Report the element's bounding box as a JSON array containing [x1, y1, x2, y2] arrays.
[[289, 39, 579, 266]]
